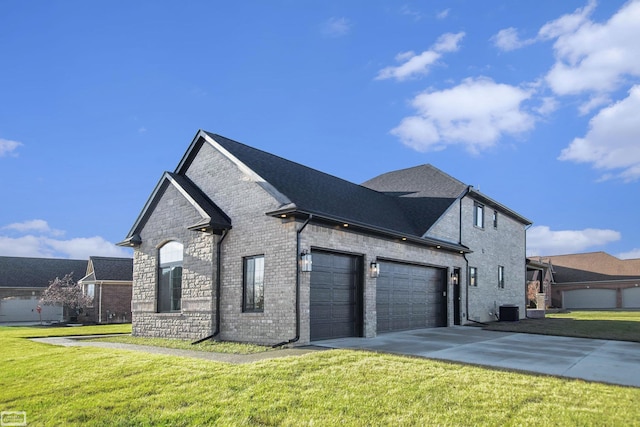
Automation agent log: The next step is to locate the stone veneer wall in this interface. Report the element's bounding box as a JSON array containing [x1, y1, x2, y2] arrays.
[[131, 182, 215, 340]]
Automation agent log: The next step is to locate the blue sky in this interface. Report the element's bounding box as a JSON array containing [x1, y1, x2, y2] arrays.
[[1, 0, 639, 260]]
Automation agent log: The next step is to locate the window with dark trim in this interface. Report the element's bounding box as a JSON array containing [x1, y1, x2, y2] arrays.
[[243, 255, 264, 312], [469, 267, 478, 287], [498, 265, 505, 289], [158, 241, 183, 312], [493, 210, 498, 228], [474, 203, 484, 228]]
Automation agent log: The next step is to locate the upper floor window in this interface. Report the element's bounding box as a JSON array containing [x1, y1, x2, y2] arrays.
[[469, 267, 478, 287], [243, 255, 265, 312], [498, 266, 505, 289], [158, 241, 183, 312], [493, 210, 498, 228], [474, 203, 484, 228]]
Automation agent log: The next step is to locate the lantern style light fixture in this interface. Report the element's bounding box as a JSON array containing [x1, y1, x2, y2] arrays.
[[370, 261, 380, 278], [300, 250, 313, 272], [450, 271, 459, 285]]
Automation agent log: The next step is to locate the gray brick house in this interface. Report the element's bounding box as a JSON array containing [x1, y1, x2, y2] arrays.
[[119, 130, 531, 345]]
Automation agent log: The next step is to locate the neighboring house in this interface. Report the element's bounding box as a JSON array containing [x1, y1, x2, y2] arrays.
[[78, 256, 133, 324], [526, 258, 553, 309], [532, 252, 640, 309], [0, 256, 87, 323], [119, 130, 531, 345]]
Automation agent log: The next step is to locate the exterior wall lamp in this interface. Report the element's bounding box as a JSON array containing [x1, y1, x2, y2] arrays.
[[370, 261, 380, 278], [450, 271, 459, 285], [300, 250, 312, 272]]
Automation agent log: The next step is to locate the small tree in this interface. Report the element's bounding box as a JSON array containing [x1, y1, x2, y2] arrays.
[[527, 281, 540, 308], [40, 273, 93, 322]]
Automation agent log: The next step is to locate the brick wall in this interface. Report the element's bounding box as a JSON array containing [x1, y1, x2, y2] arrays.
[[460, 197, 527, 322], [131, 137, 527, 344]]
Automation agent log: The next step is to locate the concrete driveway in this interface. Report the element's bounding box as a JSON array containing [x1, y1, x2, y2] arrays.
[[313, 326, 640, 388]]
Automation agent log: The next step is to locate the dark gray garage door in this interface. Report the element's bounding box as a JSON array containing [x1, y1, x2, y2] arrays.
[[377, 262, 447, 333], [310, 251, 362, 340]]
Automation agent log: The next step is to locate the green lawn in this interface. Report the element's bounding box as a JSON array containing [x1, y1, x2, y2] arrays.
[[484, 310, 640, 342], [89, 335, 271, 354], [1, 325, 639, 426]]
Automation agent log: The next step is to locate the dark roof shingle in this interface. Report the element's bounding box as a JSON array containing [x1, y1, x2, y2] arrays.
[[206, 132, 429, 237], [0, 257, 88, 288], [89, 257, 133, 281]]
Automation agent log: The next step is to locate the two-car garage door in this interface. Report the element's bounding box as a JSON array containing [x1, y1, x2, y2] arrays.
[[377, 261, 447, 333], [309, 251, 448, 341]]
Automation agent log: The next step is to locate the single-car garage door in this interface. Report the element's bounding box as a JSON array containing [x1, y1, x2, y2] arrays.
[[622, 287, 640, 308], [310, 251, 362, 340], [377, 261, 447, 333]]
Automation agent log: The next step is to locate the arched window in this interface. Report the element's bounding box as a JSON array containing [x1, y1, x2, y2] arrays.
[[158, 241, 183, 312]]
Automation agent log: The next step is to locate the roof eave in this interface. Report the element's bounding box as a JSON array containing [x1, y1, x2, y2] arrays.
[[266, 208, 470, 254], [468, 188, 532, 225]]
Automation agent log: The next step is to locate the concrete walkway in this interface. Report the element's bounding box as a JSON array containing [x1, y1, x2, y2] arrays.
[[313, 326, 640, 388], [31, 336, 321, 364]]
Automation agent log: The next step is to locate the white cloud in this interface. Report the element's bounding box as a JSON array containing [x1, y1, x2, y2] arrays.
[[0, 220, 131, 259], [558, 85, 640, 181], [527, 225, 621, 256], [535, 97, 559, 116], [543, 0, 640, 96], [436, 9, 450, 20], [391, 77, 535, 153], [432, 32, 465, 53], [491, 27, 535, 51], [376, 32, 465, 81], [618, 248, 640, 260], [538, 0, 596, 41], [3, 219, 64, 236], [400, 5, 423, 21], [44, 236, 131, 260], [578, 94, 611, 116], [321, 17, 351, 38], [0, 138, 23, 157]]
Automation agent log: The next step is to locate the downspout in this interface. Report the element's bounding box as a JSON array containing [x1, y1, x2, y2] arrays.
[[98, 284, 103, 324], [460, 186, 486, 326], [272, 214, 313, 348], [192, 229, 228, 345]]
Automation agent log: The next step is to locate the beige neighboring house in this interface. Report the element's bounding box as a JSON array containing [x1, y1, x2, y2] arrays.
[[78, 256, 133, 324], [530, 252, 640, 309]]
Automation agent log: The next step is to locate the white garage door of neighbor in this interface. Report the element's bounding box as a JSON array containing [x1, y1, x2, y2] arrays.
[[563, 288, 616, 309], [0, 297, 63, 323], [622, 287, 640, 308]]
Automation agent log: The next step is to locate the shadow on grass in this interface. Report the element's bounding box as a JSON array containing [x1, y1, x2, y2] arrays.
[[484, 318, 640, 342]]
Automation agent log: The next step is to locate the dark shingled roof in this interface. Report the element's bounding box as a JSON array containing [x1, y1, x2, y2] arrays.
[[206, 132, 430, 237], [363, 163, 531, 226], [362, 164, 467, 199], [120, 171, 232, 244], [89, 257, 133, 281], [0, 256, 88, 288], [167, 172, 232, 231]]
